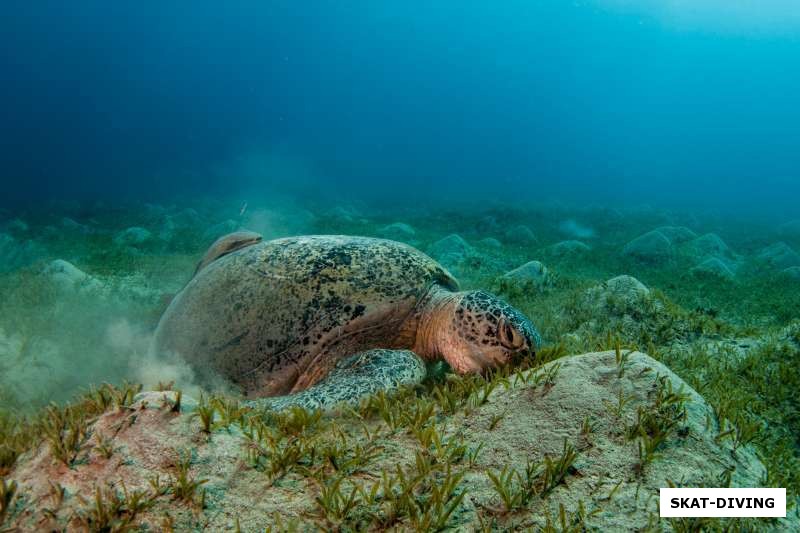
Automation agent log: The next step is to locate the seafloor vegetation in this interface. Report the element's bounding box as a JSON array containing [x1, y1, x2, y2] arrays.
[[1, 200, 799, 530]]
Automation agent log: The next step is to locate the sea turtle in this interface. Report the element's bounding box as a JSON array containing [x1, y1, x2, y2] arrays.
[[152, 234, 541, 410]]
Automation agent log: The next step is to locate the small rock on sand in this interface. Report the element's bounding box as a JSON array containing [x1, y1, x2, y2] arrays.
[[42, 259, 103, 292]]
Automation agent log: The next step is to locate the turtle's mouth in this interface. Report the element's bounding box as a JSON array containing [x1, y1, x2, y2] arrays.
[[467, 347, 512, 375], [508, 348, 534, 366]]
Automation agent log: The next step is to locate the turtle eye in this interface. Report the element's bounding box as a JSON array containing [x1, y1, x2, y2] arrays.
[[498, 317, 524, 350]]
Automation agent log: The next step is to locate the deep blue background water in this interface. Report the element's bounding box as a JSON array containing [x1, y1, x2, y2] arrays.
[[1, 1, 799, 215]]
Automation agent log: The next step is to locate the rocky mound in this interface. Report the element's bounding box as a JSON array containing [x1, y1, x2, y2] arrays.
[[113, 227, 154, 249], [0, 233, 47, 274], [687, 233, 734, 262], [691, 257, 736, 281], [653, 226, 697, 245], [584, 275, 652, 314], [758, 242, 800, 270], [547, 240, 590, 257], [501, 260, 550, 289], [782, 266, 800, 281], [427, 234, 475, 275], [3, 351, 791, 531], [622, 230, 674, 264], [42, 259, 103, 294], [378, 222, 416, 242], [503, 224, 537, 247]]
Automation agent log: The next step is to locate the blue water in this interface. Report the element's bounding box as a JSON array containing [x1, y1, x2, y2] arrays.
[[1, 1, 799, 215], [3, 6, 800, 522]]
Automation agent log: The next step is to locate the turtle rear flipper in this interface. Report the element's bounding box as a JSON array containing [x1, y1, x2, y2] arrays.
[[193, 230, 263, 277], [245, 349, 425, 412]]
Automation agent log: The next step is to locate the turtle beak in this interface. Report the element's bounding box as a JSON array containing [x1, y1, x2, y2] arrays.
[[518, 322, 541, 363], [507, 341, 537, 366], [524, 323, 542, 354]]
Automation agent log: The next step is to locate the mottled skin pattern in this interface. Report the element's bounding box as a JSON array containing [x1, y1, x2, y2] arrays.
[[152, 235, 541, 410], [445, 290, 543, 372], [258, 349, 426, 411]]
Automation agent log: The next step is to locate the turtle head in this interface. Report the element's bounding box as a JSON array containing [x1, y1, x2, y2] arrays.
[[194, 231, 263, 277], [418, 289, 541, 374]]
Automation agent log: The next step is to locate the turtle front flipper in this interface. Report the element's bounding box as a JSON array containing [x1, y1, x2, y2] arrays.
[[244, 349, 426, 412]]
